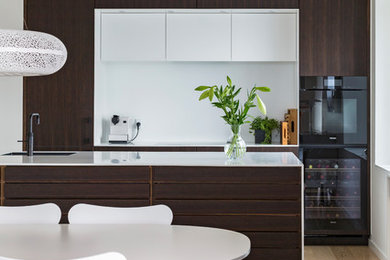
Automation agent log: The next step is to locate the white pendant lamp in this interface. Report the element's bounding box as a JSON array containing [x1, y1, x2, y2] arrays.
[[0, 29, 67, 76]]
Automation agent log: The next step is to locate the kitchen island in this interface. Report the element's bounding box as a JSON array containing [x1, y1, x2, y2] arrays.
[[0, 152, 303, 260]]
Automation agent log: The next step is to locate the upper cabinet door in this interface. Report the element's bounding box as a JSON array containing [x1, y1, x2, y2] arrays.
[[101, 13, 166, 61], [167, 13, 231, 61], [300, 0, 369, 76], [232, 13, 297, 61]]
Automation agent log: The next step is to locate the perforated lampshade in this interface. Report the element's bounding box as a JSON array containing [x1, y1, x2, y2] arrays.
[[0, 29, 67, 76]]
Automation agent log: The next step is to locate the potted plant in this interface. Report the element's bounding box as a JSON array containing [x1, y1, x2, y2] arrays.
[[195, 76, 270, 160], [249, 116, 280, 144]]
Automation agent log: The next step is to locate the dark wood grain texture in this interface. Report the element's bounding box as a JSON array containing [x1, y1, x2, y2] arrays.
[[4, 183, 150, 199], [154, 200, 301, 214], [153, 183, 300, 199], [173, 215, 301, 231], [300, 0, 369, 76], [243, 232, 301, 248], [197, 0, 298, 8], [95, 0, 196, 8], [24, 0, 94, 151], [4, 166, 149, 182], [3, 199, 150, 214], [153, 166, 301, 183], [3, 165, 302, 257]]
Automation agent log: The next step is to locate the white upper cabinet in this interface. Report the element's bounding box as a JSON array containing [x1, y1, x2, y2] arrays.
[[101, 13, 166, 61], [167, 13, 231, 61], [232, 13, 297, 61]]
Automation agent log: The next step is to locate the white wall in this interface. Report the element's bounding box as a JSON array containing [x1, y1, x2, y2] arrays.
[[95, 62, 298, 145], [370, 0, 390, 258], [374, 0, 390, 166], [0, 0, 23, 154]]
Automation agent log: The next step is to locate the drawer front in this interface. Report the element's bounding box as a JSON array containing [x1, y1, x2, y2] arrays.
[[197, 0, 299, 8], [154, 183, 300, 200], [246, 248, 301, 260], [4, 166, 150, 182], [3, 199, 150, 213], [4, 199, 150, 224], [173, 215, 301, 232], [153, 166, 301, 183], [4, 183, 149, 199], [154, 200, 301, 215], [243, 232, 301, 248]]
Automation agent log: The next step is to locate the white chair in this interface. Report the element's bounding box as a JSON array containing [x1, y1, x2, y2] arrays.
[[0, 252, 127, 260], [68, 204, 173, 224], [0, 203, 61, 224]]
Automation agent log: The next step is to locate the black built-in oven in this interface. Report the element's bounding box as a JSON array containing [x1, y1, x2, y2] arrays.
[[300, 76, 367, 145]]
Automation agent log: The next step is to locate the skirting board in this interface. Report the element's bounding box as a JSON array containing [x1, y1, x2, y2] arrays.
[[369, 239, 387, 260]]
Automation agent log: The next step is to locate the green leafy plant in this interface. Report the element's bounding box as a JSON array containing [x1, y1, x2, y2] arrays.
[[195, 76, 270, 159], [249, 116, 280, 144]]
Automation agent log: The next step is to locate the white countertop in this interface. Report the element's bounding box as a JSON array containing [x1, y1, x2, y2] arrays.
[[0, 151, 303, 167]]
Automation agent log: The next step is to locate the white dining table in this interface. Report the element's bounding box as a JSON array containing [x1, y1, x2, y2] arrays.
[[0, 224, 251, 260]]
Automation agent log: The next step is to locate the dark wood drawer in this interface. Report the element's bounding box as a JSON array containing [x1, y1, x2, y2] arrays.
[[243, 232, 301, 248], [154, 200, 301, 214], [4, 184, 149, 199], [153, 166, 301, 183], [246, 248, 301, 260], [3, 199, 150, 213], [197, 0, 298, 8], [173, 215, 300, 232], [95, 0, 196, 8], [4, 166, 149, 182], [154, 183, 300, 200]]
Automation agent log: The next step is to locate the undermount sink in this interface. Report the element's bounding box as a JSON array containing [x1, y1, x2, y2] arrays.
[[2, 152, 76, 156]]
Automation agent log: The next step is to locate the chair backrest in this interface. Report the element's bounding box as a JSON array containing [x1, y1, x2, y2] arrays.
[[0, 252, 127, 260], [68, 204, 173, 224], [0, 203, 61, 224]]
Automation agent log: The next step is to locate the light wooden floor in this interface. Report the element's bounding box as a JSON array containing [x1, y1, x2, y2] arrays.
[[305, 246, 381, 260]]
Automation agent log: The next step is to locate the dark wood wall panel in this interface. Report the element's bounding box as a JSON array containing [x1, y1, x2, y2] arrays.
[[197, 0, 298, 8], [95, 0, 196, 8], [300, 0, 369, 76], [24, 0, 94, 151]]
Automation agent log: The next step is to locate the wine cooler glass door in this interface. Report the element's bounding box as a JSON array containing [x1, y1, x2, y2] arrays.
[[302, 147, 368, 235]]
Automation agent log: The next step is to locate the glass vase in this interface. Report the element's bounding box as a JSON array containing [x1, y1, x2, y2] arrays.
[[224, 124, 247, 160]]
